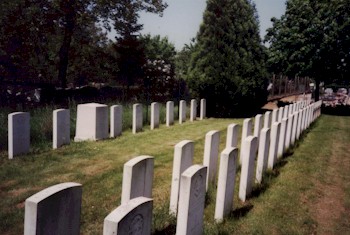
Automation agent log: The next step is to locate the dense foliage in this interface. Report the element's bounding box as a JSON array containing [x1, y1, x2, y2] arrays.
[[0, 0, 166, 88], [265, 0, 350, 100], [187, 0, 268, 117]]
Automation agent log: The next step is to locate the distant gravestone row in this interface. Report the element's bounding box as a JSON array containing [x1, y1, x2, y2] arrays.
[[23, 99, 323, 234], [7, 98, 207, 159]]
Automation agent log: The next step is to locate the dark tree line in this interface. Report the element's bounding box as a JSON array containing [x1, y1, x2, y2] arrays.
[[3, 0, 346, 116]]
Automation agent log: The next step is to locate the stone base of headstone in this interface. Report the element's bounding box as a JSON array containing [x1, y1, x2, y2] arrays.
[[74, 103, 108, 141]]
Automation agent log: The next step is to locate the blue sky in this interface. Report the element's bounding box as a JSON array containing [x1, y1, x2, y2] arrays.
[[110, 0, 286, 50]]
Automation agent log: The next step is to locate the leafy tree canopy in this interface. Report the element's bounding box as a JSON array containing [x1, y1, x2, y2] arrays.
[[265, 0, 350, 100], [0, 0, 167, 88], [187, 0, 268, 117]]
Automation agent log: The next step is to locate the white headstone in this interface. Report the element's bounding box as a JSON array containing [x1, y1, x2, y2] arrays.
[[296, 110, 303, 139], [132, 103, 143, 134], [8, 112, 30, 159], [166, 101, 174, 126], [110, 105, 122, 138], [24, 182, 82, 235], [103, 197, 153, 235], [271, 109, 278, 124], [268, 122, 281, 169], [291, 112, 298, 145], [278, 107, 284, 122], [150, 102, 160, 130], [277, 118, 288, 158], [283, 106, 289, 119], [53, 109, 70, 149], [190, 99, 197, 122], [306, 106, 311, 129], [176, 165, 207, 235], [226, 123, 239, 148], [239, 136, 258, 202], [284, 114, 293, 150], [179, 100, 186, 124], [240, 118, 252, 163], [169, 140, 194, 215], [203, 130, 220, 190], [200, 99, 206, 120], [214, 147, 238, 222], [288, 104, 293, 116], [121, 156, 154, 204], [263, 111, 271, 128], [255, 128, 271, 184], [74, 103, 108, 141], [253, 114, 263, 142]]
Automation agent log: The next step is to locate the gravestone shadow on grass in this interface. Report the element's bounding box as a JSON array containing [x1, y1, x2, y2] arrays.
[[251, 160, 287, 199], [229, 203, 254, 219]]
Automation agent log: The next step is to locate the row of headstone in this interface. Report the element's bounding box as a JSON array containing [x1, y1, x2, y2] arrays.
[[8, 99, 207, 159], [23, 101, 322, 233], [23, 154, 206, 235], [241, 99, 323, 193]]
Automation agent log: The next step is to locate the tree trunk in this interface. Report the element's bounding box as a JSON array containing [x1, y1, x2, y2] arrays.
[[57, 0, 76, 88]]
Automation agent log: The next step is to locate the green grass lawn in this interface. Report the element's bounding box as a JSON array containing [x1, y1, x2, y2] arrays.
[[0, 115, 349, 234]]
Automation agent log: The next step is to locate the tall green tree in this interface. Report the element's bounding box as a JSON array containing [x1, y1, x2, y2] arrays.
[[265, 0, 350, 100], [187, 0, 268, 117], [140, 34, 177, 101]]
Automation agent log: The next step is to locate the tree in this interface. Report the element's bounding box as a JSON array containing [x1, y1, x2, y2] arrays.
[[96, 0, 167, 99], [265, 0, 350, 100], [140, 34, 177, 101], [0, 0, 167, 89], [187, 0, 268, 117]]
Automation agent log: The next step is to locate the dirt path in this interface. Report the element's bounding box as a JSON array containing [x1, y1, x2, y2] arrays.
[[262, 93, 312, 110]]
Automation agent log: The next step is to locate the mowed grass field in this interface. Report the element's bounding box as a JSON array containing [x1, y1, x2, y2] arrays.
[[0, 115, 350, 234]]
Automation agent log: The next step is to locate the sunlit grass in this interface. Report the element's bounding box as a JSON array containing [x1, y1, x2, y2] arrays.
[[1, 115, 350, 234]]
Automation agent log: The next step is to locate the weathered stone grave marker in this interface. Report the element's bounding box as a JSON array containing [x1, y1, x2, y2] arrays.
[[24, 182, 82, 235], [239, 136, 258, 202], [151, 102, 160, 130], [226, 123, 239, 148], [53, 109, 70, 149], [179, 100, 186, 124], [166, 101, 174, 126], [121, 156, 154, 204], [190, 99, 197, 121], [240, 118, 252, 163], [74, 103, 108, 141], [8, 112, 30, 159], [214, 147, 238, 222], [277, 118, 287, 158], [133, 103, 143, 134], [176, 165, 207, 235], [268, 122, 281, 169], [103, 197, 153, 235], [255, 128, 270, 184], [200, 98, 206, 120], [254, 114, 263, 142], [110, 105, 122, 138], [263, 111, 271, 128], [203, 130, 220, 190], [169, 140, 194, 215]]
